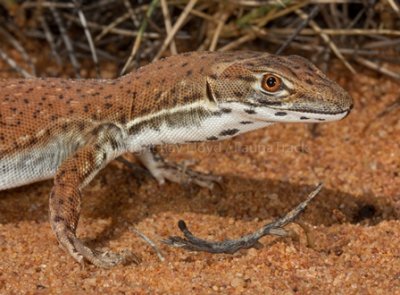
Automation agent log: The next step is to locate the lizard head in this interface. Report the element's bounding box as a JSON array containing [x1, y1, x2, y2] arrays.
[[209, 53, 353, 123]]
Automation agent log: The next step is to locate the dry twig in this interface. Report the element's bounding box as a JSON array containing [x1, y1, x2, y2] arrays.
[[163, 183, 323, 254], [121, 0, 159, 75], [154, 0, 198, 60]]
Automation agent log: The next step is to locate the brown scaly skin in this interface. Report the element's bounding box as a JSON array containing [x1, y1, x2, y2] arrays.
[[0, 51, 353, 267]]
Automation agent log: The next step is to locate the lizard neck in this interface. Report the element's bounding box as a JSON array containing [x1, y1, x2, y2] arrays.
[[125, 102, 273, 152]]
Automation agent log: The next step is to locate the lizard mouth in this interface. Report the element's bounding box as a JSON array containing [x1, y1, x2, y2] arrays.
[[283, 108, 352, 116], [267, 100, 353, 116], [252, 106, 352, 123], [243, 98, 354, 117], [290, 101, 353, 115]]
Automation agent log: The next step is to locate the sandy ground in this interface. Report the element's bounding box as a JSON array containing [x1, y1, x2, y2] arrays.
[[0, 66, 399, 294]]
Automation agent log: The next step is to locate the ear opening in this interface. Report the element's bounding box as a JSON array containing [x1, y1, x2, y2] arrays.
[[205, 78, 218, 105]]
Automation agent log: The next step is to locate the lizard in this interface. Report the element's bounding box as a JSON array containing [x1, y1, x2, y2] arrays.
[[0, 51, 353, 268]]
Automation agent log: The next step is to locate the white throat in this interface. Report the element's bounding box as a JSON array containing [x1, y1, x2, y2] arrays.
[[126, 102, 274, 152]]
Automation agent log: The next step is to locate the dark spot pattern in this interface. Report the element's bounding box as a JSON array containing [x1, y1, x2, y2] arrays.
[[233, 91, 245, 98], [54, 216, 64, 223], [206, 136, 218, 141], [305, 78, 313, 85], [237, 75, 256, 82], [104, 103, 113, 109], [244, 109, 256, 114], [185, 140, 200, 143], [220, 129, 239, 136]]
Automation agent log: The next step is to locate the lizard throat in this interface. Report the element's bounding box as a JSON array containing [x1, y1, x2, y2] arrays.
[[125, 103, 272, 151]]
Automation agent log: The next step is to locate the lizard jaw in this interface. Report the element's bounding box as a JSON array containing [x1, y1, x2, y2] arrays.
[[256, 108, 351, 123], [220, 102, 351, 124]]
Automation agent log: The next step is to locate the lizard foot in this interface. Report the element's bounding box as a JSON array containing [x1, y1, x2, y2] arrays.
[[137, 149, 222, 189], [163, 184, 323, 253], [116, 156, 152, 185], [59, 233, 140, 268], [152, 160, 222, 189]]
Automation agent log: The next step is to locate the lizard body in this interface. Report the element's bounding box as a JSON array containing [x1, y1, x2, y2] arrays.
[[0, 51, 352, 267]]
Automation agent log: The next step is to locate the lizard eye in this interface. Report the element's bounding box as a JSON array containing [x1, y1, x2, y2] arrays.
[[261, 74, 282, 92]]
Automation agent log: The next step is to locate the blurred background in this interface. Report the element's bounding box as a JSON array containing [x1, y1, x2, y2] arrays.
[[0, 0, 399, 80]]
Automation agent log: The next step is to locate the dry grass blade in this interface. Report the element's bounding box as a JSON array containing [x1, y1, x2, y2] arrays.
[[64, 13, 160, 39], [74, 0, 100, 77], [362, 95, 400, 133], [275, 6, 320, 55], [218, 33, 256, 52], [130, 227, 165, 262], [153, 0, 199, 60], [254, 1, 309, 27], [120, 0, 160, 75], [81, 0, 116, 11], [94, 12, 131, 42], [268, 28, 400, 36], [21, 1, 75, 9], [39, 15, 62, 65], [295, 9, 356, 74], [268, 37, 382, 56], [377, 97, 400, 118], [354, 57, 400, 80], [209, 11, 230, 51], [160, 0, 177, 55], [49, 6, 81, 77], [0, 48, 34, 78], [317, 29, 400, 36], [123, 0, 140, 26], [364, 39, 400, 49], [0, 27, 36, 76], [186, 7, 218, 23], [385, 0, 400, 14], [73, 41, 119, 62]]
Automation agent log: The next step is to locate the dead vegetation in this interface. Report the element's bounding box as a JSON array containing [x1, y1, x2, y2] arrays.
[[0, 0, 399, 80]]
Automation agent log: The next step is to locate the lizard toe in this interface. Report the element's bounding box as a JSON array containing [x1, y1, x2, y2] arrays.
[[157, 163, 221, 189], [60, 233, 140, 268]]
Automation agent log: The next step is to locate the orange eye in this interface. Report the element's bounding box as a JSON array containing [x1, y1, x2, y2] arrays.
[[261, 74, 282, 92]]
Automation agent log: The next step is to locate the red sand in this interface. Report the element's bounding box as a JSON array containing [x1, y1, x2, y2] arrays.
[[0, 68, 399, 294]]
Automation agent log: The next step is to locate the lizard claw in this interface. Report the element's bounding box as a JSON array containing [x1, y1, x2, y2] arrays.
[[59, 232, 140, 268], [116, 156, 152, 186], [75, 244, 140, 268], [136, 149, 221, 189]]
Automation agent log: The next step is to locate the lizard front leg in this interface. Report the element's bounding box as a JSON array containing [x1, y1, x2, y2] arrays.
[[49, 123, 136, 268], [136, 148, 221, 189]]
